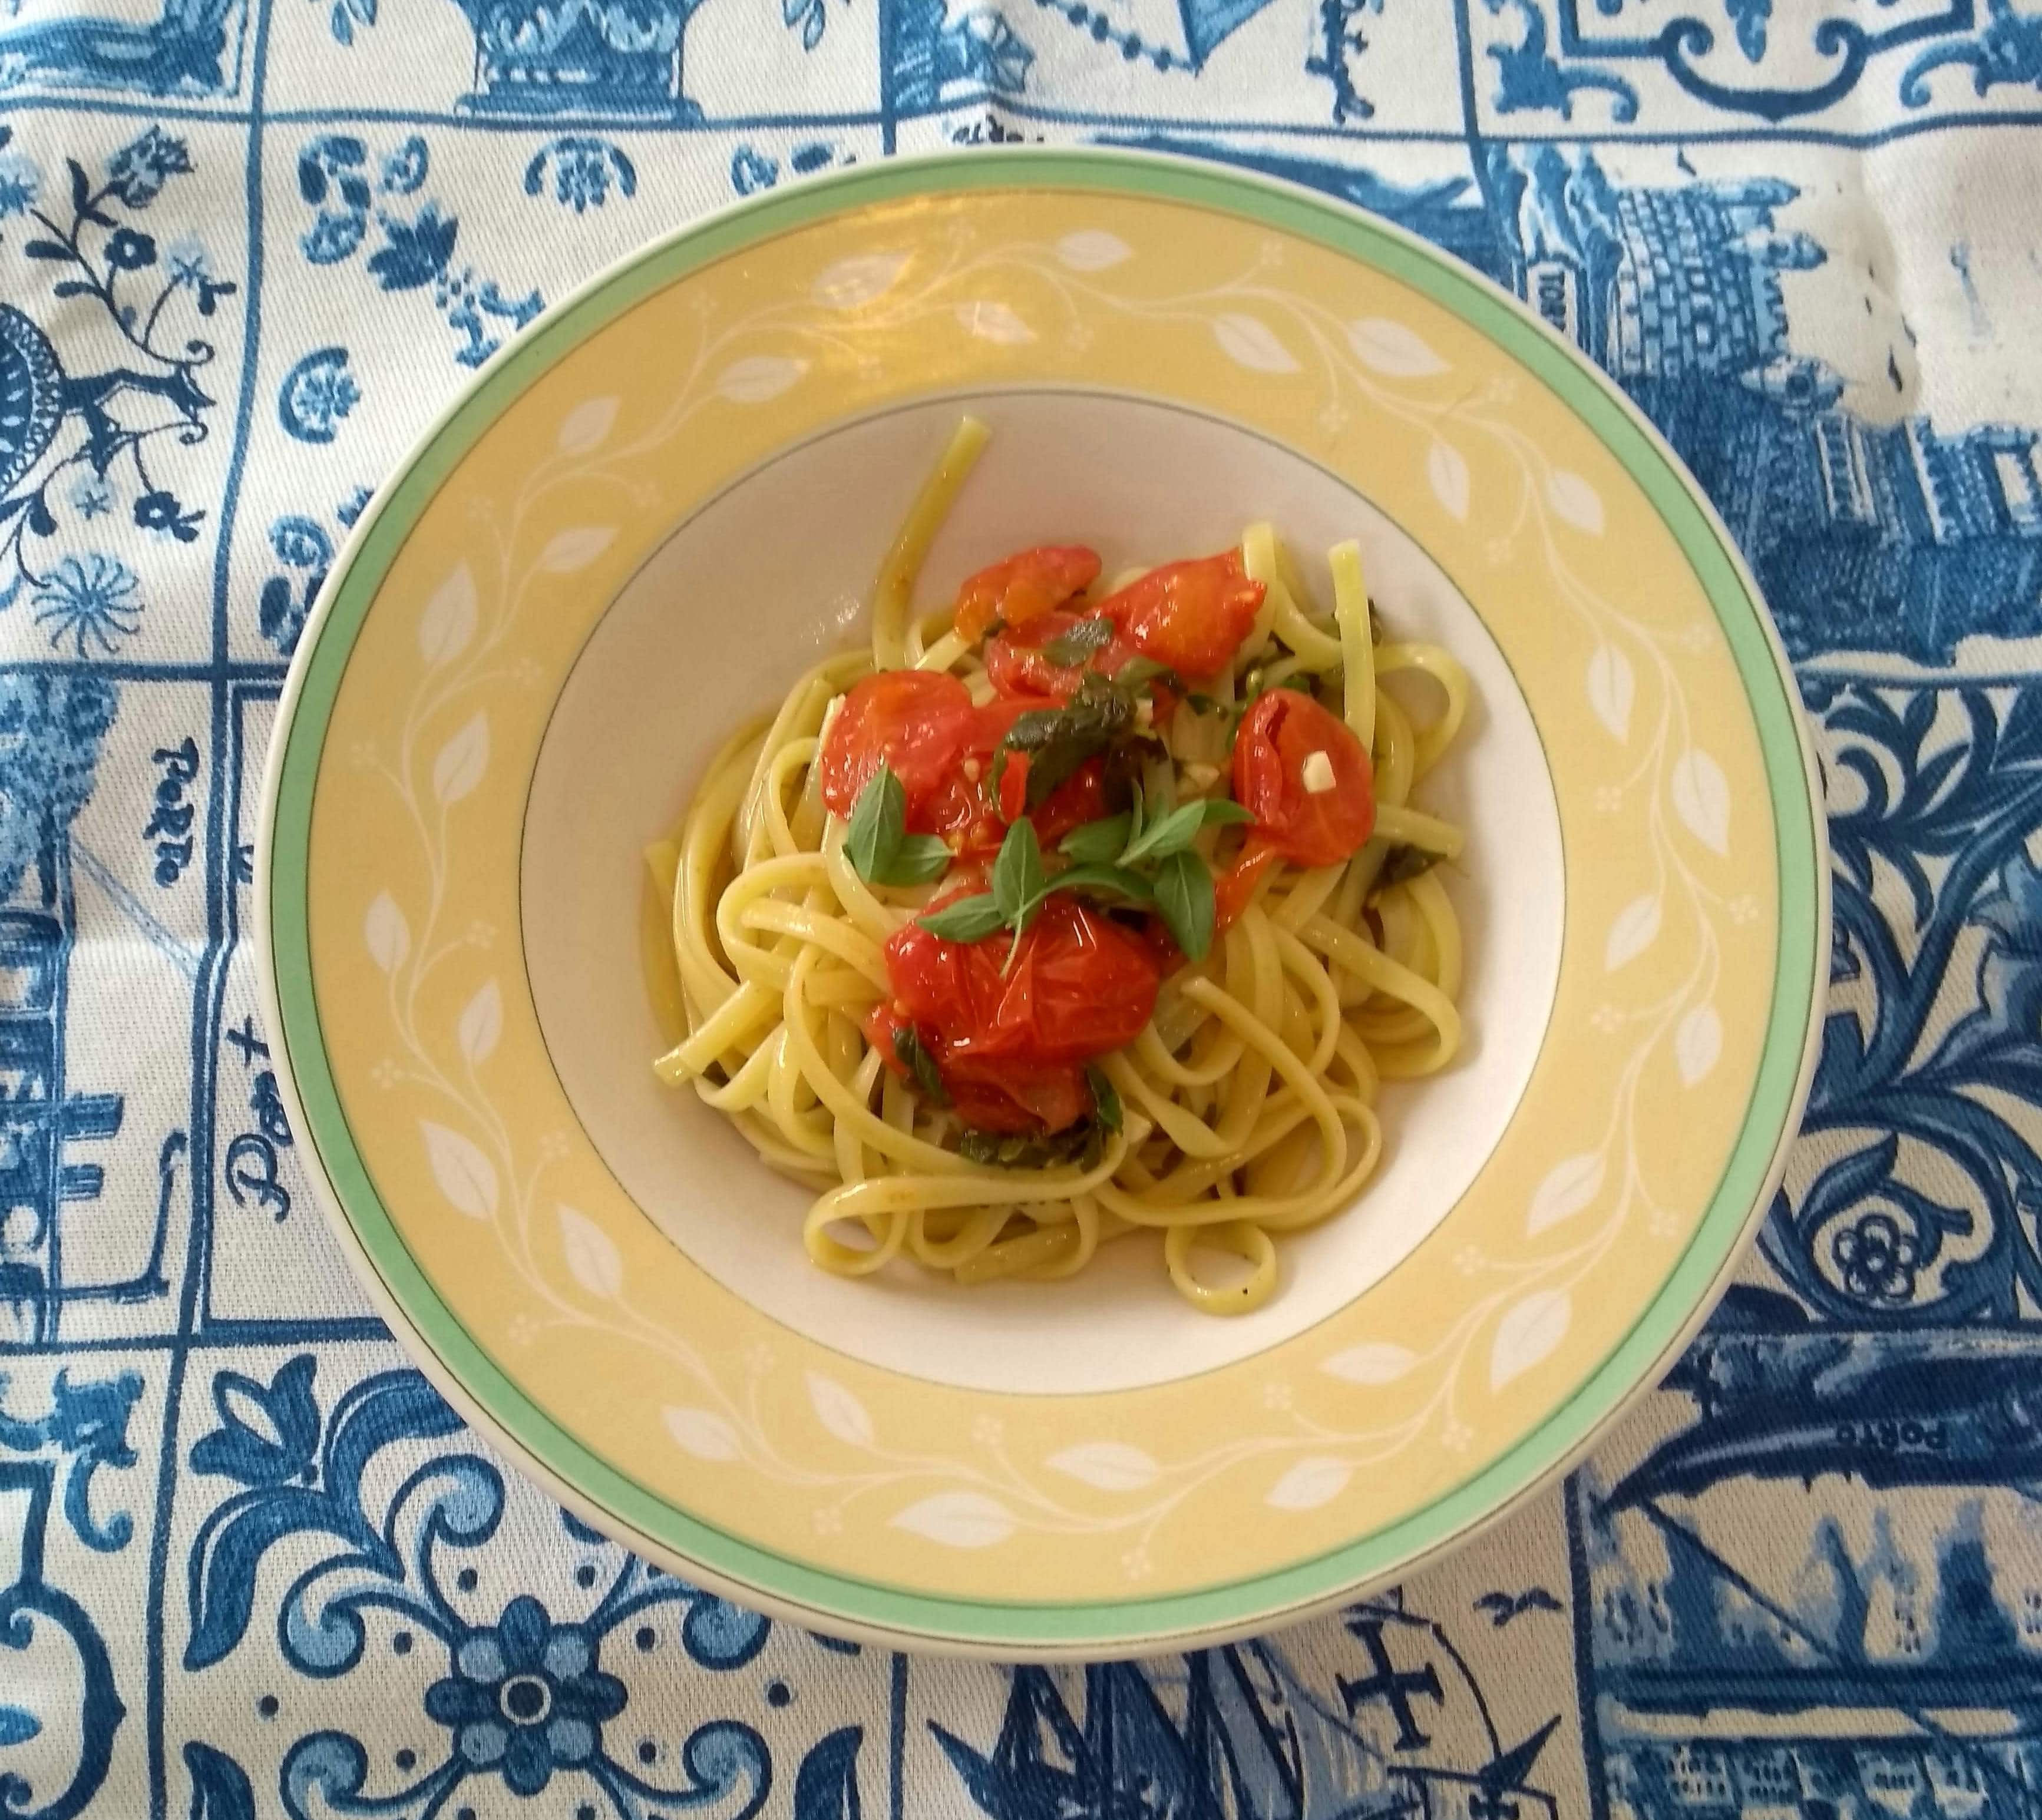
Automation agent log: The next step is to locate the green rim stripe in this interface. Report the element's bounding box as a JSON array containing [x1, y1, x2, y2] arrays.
[[265, 149, 1823, 1649]]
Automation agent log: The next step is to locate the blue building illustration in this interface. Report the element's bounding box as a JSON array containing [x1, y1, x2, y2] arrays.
[[1485, 144, 2042, 666], [0, 676, 129, 1346]]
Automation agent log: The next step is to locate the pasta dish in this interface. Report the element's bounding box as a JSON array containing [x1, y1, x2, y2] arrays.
[[647, 418, 1472, 1314]]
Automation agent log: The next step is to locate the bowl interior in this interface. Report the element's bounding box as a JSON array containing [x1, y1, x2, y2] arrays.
[[521, 388, 1564, 1395]]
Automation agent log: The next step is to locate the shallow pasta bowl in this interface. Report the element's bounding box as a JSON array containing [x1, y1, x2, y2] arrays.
[[256, 148, 1827, 1658]]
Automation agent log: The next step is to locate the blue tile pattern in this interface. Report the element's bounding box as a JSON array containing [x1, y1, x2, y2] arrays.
[[10, 6, 2042, 1815]]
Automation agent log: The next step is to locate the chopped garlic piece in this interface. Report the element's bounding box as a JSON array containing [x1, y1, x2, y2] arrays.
[[817, 693, 844, 747], [1183, 762, 1220, 792], [962, 757, 982, 782], [1301, 750, 1337, 794], [1135, 698, 1155, 731]]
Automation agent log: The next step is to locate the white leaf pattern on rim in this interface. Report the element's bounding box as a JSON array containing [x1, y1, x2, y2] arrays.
[[538, 527, 616, 574], [1676, 1003, 1723, 1086], [1319, 1343, 1419, 1385], [1054, 230, 1132, 271], [1212, 313, 1300, 375], [1045, 1442, 1159, 1491], [1605, 894, 1661, 971], [1671, 749, 1732, 855], [1546, 469, 1606, 535], [456, 978, 501, 1066], [663, 1406, 741, 1462], [417, 564, 477, 668], [431, 713, 488, 806], [559, 1203, 623, 1299], [364, 892, 409, 974], [556, 396, 617, 456], [1490, 1290, 1572, 1391], [1344, 317, 1446, 377], [715, 356, 806, 405], [806, 1373, 875, 1448], [812, 252, 908, 309], [420, 1121, 496, 1220], [1427, 440, 1471, 521], [890, 1491, 1015, 1548], [954, 300, 1034, 344], [1587, 645, 1634, 742], [1527, 1153, 1604, 1236], [1265, 1457, 1353, 1511]]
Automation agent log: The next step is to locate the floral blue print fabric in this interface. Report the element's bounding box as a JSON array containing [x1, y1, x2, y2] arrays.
[[3, 4, 2041, 1815]]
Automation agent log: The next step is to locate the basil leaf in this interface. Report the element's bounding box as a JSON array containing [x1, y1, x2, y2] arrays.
[[844, 768, 904, 883], [1086, 1064, 1122, 1133], [957, 1121, 1101, 1170], [991, 818, 1047, 924], [1120, 796, 1254, 866], [881, 833, 954, 885], [999, 671, 1135, 808], [1046, 863, 1154, 905], [1059, 813, 1132, 864], [1113, 655, 1179, 691], [1154, 850, 1216, 963], [892, 1026, 949, 1104], [916, 892, 1007, 941], [1368, 843, 1443, 897], [1041, 615, 1115, 667]]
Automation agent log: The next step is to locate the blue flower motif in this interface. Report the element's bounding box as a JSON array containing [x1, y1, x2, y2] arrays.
[[190, 1355, 320, 1487], [336, 485, 372, 528], [68, 476, 113, 520], [107, 126, 193, 209], [0, 149, 39, 219], [29, 553, 143, 656], [424, 1596, 626, 1797], [368, 203, 458, 292], [1830, 1210, 1918, 1303], [165, 236, 212, 284], [731, 147, 779, 196], [279, 348, 361, 444], [105, 227, 157, 271], [381, 134, 428, 197], [524, 138, 636, 215], [269, 515, 333, 571]]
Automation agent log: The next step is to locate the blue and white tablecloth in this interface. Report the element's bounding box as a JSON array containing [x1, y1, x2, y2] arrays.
[[6, 4, 2042, 1815]]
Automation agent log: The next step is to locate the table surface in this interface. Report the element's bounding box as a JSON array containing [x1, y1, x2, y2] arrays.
[[2, 6, 2038, 1816]]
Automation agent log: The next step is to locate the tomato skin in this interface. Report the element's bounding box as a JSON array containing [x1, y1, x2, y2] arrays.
[[1233, 689, 1376, 868], [1212, 838, 1280, 935], [1096, 551, 1265, 681], [984, 610, 1144, 702], [818, 671, 982, 831], [882, 894, 1159, 1130], [953, 545, 1101, 644]]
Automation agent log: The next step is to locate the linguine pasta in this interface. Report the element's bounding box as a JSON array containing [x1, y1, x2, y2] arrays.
[[648, 419, 1472, 1315]]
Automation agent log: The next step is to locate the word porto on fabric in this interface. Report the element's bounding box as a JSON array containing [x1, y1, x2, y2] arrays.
[[4, 3, 2041, 1815]]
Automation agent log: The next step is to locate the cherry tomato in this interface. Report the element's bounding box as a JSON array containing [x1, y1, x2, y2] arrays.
[[881, 895, 1159, 1130], [864, 1002, 1083, 1133], [1232, 689, 1376, 868], [984, 610, 1143, 702], [953, 545, 1101, 644], [1096, 551, 1265, 681], [818, 671, 982, 830]]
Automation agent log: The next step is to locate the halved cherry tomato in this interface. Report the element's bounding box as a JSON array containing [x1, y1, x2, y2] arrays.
[[1096, 550, 1265, 681], [953, 545, 1101, 644], [880, 894, 1160, 1130], [943, 1058, 1093, 1134], [1233, 689, 1375, 868], [818, 671, 982, 831], [984, 609, 1143, 702]]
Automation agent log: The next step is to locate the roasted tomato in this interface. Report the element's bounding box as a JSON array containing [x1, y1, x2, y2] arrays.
[[817, 671, 983, 831], [983, 610, 1144, 702], [953, 545, 1101, 644], [1232, 689, 1376, 868], [879, 894, 1160, 1130], [1095, 550, 1265, 681]]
